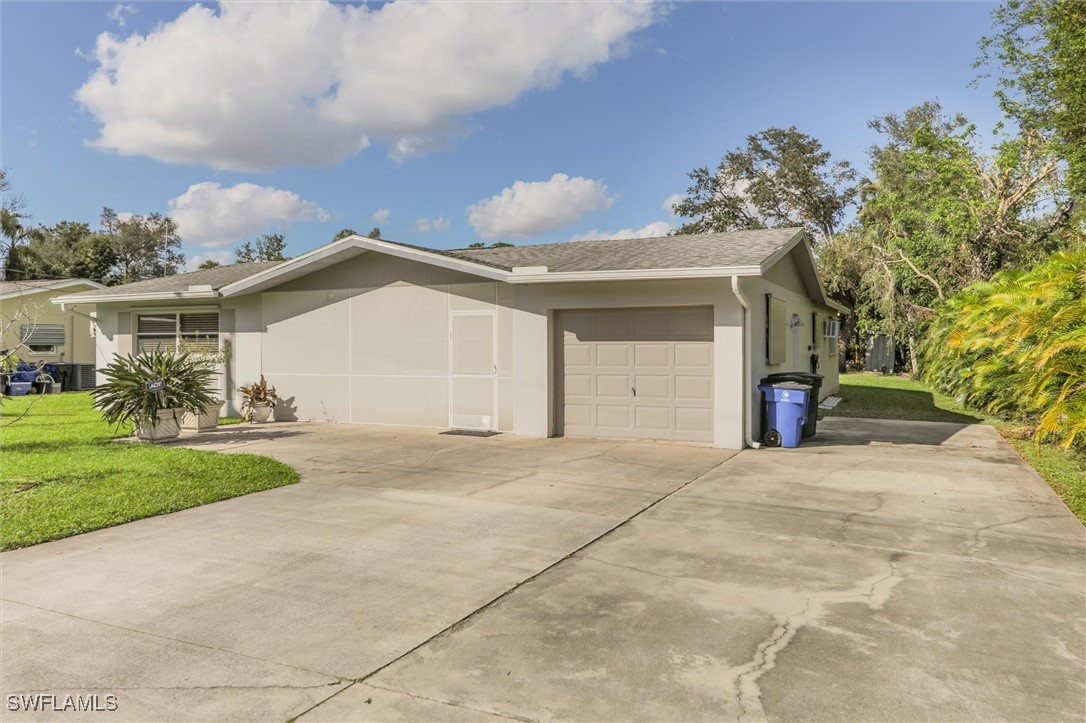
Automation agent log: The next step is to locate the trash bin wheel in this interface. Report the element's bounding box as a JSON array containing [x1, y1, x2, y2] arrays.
[[763, 429, 782, 448]]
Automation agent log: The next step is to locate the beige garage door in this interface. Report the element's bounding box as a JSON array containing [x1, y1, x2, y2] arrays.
[[559, 307, 713, 443]]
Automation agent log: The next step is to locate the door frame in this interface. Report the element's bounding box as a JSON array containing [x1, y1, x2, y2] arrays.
[[448, 309, 498, 430]]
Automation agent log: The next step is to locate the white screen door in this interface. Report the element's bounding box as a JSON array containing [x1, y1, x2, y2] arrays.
[[449, 311, 497, 430]]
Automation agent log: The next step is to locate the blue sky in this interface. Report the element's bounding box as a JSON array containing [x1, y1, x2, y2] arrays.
[[2, 1, 1003, 267]]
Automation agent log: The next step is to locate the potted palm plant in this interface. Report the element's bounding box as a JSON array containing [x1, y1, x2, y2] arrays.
[[93, 346, 216, 442], [239, 375, 279, 423], [178, 338, 231, 432]]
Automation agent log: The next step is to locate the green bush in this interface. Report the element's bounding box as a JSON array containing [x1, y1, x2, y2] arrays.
[[93, 346, 216, 429], [921, 251, 1086, 449]]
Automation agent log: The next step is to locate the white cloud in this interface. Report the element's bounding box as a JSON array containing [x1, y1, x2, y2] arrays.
[[414, 216, 450, 233], [107, 3, 137, 27], [168, 182, 328, 248], [370, 208, 391, 224], [75, 1, 662, 171], [569, 221, 673, 243], [184, 250, 234, 272], [468, 174, 615, 240], [661, 194, 684, 216]]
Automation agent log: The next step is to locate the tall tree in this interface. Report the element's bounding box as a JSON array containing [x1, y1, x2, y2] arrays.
[[198, 259, 222, 270], [107, 211, 185, 284], [0, 170, 31, 281], [673, 127, 857, 241], [235, 233, 289, 263], [367, 227, 381, 239], [334, 228, 357, 241], [978, 0, 1086, 201]]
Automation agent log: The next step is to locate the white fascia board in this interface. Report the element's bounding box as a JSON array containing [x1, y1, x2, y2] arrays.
[[506, 265, 764, 284], [51, 289, 219, 305], [760, 230, 842, 310], [219, 235, 509, 297], [756, 229, 807, 275], [1, 278, 106, 301]]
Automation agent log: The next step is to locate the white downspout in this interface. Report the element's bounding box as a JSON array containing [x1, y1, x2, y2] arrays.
[[730, 276, 761, 449], [59, 303, 96, 324]]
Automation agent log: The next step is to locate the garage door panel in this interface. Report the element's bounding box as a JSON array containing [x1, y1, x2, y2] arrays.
[[675, 342, 712, 367], [676, 407, 713, 434], [634, 343, 670, 367], [565, 373, 593, 397], [673, 308, 714, 339], [675, 375, 712, 400], [596, 374, 631, 398], [596, 405, 631, 429], [565, 404, 592, 428], [633, 311, 670, 337], [635, 375, 670, 399], [634, 406, 671, 431], [596, 344, 631, 367], [559, 306, 713, 443], [564, 343, 593, 368]]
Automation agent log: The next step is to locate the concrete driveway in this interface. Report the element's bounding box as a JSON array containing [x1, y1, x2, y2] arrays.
[[1, 418, 1083, 721]]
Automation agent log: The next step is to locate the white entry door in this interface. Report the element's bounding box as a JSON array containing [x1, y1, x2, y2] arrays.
[[449, 311, 497, 430]]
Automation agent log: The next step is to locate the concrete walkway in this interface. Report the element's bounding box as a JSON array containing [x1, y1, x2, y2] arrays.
[[2, 418, 1083, 721]]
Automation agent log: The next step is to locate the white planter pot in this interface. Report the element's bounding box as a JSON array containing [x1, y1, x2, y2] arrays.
[[135, 408, 182, 442], [250, 403, 273, 424], [181, 400, 225, 432]]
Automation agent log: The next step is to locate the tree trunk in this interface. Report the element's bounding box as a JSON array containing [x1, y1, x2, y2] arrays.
[[839, 311, 859, 372], [908, 332, 920, 378]]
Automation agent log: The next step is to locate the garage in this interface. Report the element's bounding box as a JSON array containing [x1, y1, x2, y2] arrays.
[[558, 306, 714, 442]]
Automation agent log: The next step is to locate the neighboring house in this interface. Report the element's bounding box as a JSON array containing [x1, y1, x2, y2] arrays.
[[1, 278, 104, 365], [54, 228, 845, 449]]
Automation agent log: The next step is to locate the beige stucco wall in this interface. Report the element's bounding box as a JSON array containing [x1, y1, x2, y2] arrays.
[[258, 252, 515, 429], [742, 248, 841, 437], [1, 286, 98, 365]]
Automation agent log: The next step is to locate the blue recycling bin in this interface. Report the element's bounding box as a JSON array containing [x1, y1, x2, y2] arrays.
[[758, 382, 811, 448]]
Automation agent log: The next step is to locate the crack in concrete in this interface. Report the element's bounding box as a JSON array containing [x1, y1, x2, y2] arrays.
[[642, 515, 1085, 584], [727, 554, 906, 723], [959, 514, 1067, 557]]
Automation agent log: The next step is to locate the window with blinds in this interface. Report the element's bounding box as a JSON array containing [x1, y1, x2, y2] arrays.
[[136, 312, 219, 353], [21, 323, 65, 353]]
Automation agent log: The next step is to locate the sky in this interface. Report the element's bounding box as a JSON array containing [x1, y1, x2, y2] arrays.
[[1, 1, 1005, 269]]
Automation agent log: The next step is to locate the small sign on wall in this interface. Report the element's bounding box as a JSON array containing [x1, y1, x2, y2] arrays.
[[145, 379, 166, 393]]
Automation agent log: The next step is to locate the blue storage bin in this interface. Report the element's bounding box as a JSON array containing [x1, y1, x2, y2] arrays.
[[6, 381, 32, 396]]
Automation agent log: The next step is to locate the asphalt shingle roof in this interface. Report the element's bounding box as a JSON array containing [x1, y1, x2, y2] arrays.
[[59, 262, 281, 299], [0, 279, 84, 295], [448, 228, 803, 272]]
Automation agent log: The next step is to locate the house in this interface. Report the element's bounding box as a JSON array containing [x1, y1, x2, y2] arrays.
[[53, 228, 844, 449], [2, 278, 104, 368]]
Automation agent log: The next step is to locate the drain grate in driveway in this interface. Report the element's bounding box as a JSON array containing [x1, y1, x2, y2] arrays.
[[440, 429, 501, 438]]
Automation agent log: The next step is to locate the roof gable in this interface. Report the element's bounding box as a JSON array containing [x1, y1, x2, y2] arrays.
[[0, 278, 106, 301]]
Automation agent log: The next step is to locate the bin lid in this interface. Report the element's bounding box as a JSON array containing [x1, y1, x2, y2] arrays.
[[758, 381, 811, 391], [762, 372, 823, 383]]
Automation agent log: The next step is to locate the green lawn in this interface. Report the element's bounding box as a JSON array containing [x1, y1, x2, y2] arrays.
[[0, 393, 298, 551], [829, 373, 1086, 522]]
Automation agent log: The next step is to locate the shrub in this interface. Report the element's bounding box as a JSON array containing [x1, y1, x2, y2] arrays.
[[921, 251, 1086, 449], [93, 346, 217, 429]]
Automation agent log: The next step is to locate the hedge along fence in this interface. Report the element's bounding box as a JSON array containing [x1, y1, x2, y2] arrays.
[[921, 251, 1086, 450]]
